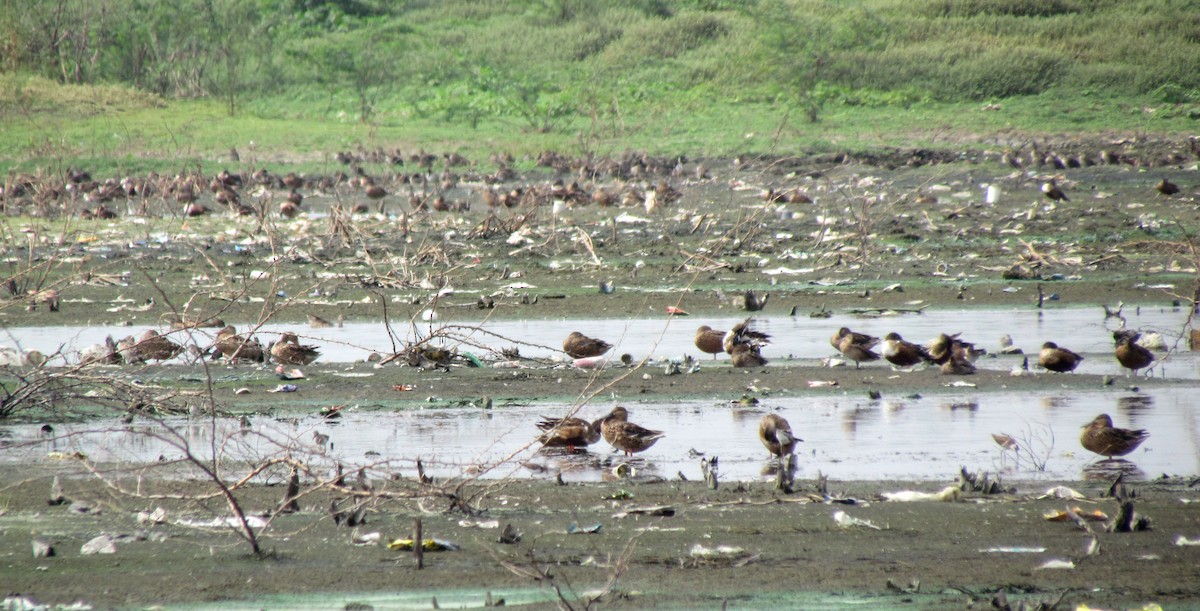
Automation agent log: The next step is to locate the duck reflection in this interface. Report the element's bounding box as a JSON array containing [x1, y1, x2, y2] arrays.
[[1082, 458, 1144, 481]]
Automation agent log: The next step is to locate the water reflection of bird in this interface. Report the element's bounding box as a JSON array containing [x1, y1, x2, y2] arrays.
[[694, 325, 726, 359], [1080, 414, 1148, 459], [563, 331, 612, 359], [1038, 341, 1083, 373], [600, 406, 665, 456], [882, 332, 931, 368], [759, 414, 800, 458], [537, 415, 602, 451], [1113, 330, 1155, 375]]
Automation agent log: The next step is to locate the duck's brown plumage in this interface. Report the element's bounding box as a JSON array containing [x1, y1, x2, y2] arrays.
[[730, 343, 769, 367], [1156, 178, 1180, 196], [1039, 341, 1083, 373], [214, 326, 265, 363], [940, 353, 976, 375], [121, 330, 185, 364], [723, 317, 770, 355], [1080, 413, 1149, 458], [537, 415, 602, 449], [1113, 331, 1155, 375], [271, 332, 320, 365], [928, 333, 983, 365], [881, 332, 931, 368], [601, 406, 665, 456], [563, 331, 612, 359], [830, 327, 878, 352], [759, 414, 799, 458], [837, 333, 880, 369], [694, 325, 726, 359]]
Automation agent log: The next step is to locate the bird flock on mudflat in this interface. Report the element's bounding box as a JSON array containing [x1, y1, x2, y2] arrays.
[[540, 320, 1155, 465]]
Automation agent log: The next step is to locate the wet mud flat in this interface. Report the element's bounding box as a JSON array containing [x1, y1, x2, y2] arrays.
[[1, 465, 1199, 610]]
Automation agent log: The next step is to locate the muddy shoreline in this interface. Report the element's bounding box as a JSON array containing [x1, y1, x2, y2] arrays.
[[3, 148, 1200, 609]]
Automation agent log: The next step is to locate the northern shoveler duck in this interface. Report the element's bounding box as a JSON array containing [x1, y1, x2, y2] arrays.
[[600, 406, 665, 456], [759, 414, 800, 458], [1038, 341, 1083, 373], [1080, 413, 1149, 458], [1156, 178, 1180, 196], [1041, 178, 1069, 202], [271, 332, 320, 366], [563, 331, 612, 359], [694, 325, 726, 359], [730, 343, 769, 367], [881, 332, 931, 368], [307, 313, 344, 328], [120, 330, 185, 364], [163, 313, 226, 330], [79, 335, 122, 365], [536, 415, 602, 450], [830, 327, 878, 352], [723, 317, 771, 355], [1113, 330, 1155, 375], [213, 326, 265, 364]]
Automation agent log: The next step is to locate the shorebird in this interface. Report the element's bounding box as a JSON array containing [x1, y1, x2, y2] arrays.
[[1113, 330, 1155, 376], [881, 332, 932, 368], [563, 331, 612, 359], [536, 415, 603, 451], [759, 414, 800, 458], [1080, 414, 1148, 459], [600, 406, 665, 456], [1038, 341, 1083, 373]]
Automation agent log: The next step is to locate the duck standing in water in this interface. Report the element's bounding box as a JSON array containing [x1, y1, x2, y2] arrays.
[[536, 415, 603, 451], [758, 414, 800, 458], [1080, 414, 1149, 459], [600, 406, 665, 456]]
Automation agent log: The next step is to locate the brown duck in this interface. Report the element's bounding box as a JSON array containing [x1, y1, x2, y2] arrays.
[[723, 317, 771, 355], [600, 406, 665, 456], [563, 331, 612, 359], [1038, 341, 1083, 373], [537, 415, 602, 450], [730, 343, 769, 368], [270, 332, 320, 366], [1113, 330, 1155, 375], [1080, 413, 1149, 458], [881, 332, 931, 368], [694, 325, 726, 359], [121, 330, 185, 364], [759, 414, 800, 458], [213, 326, 265, 364], [830, 327, 878, 352], [836, 332, 880, 369]]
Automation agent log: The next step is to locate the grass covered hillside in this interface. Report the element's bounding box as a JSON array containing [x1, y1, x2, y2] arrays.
[[1, 0, 1199, 169]]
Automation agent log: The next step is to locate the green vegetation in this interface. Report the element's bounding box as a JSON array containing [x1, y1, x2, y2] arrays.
[[2, 0, 1199, 169]]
